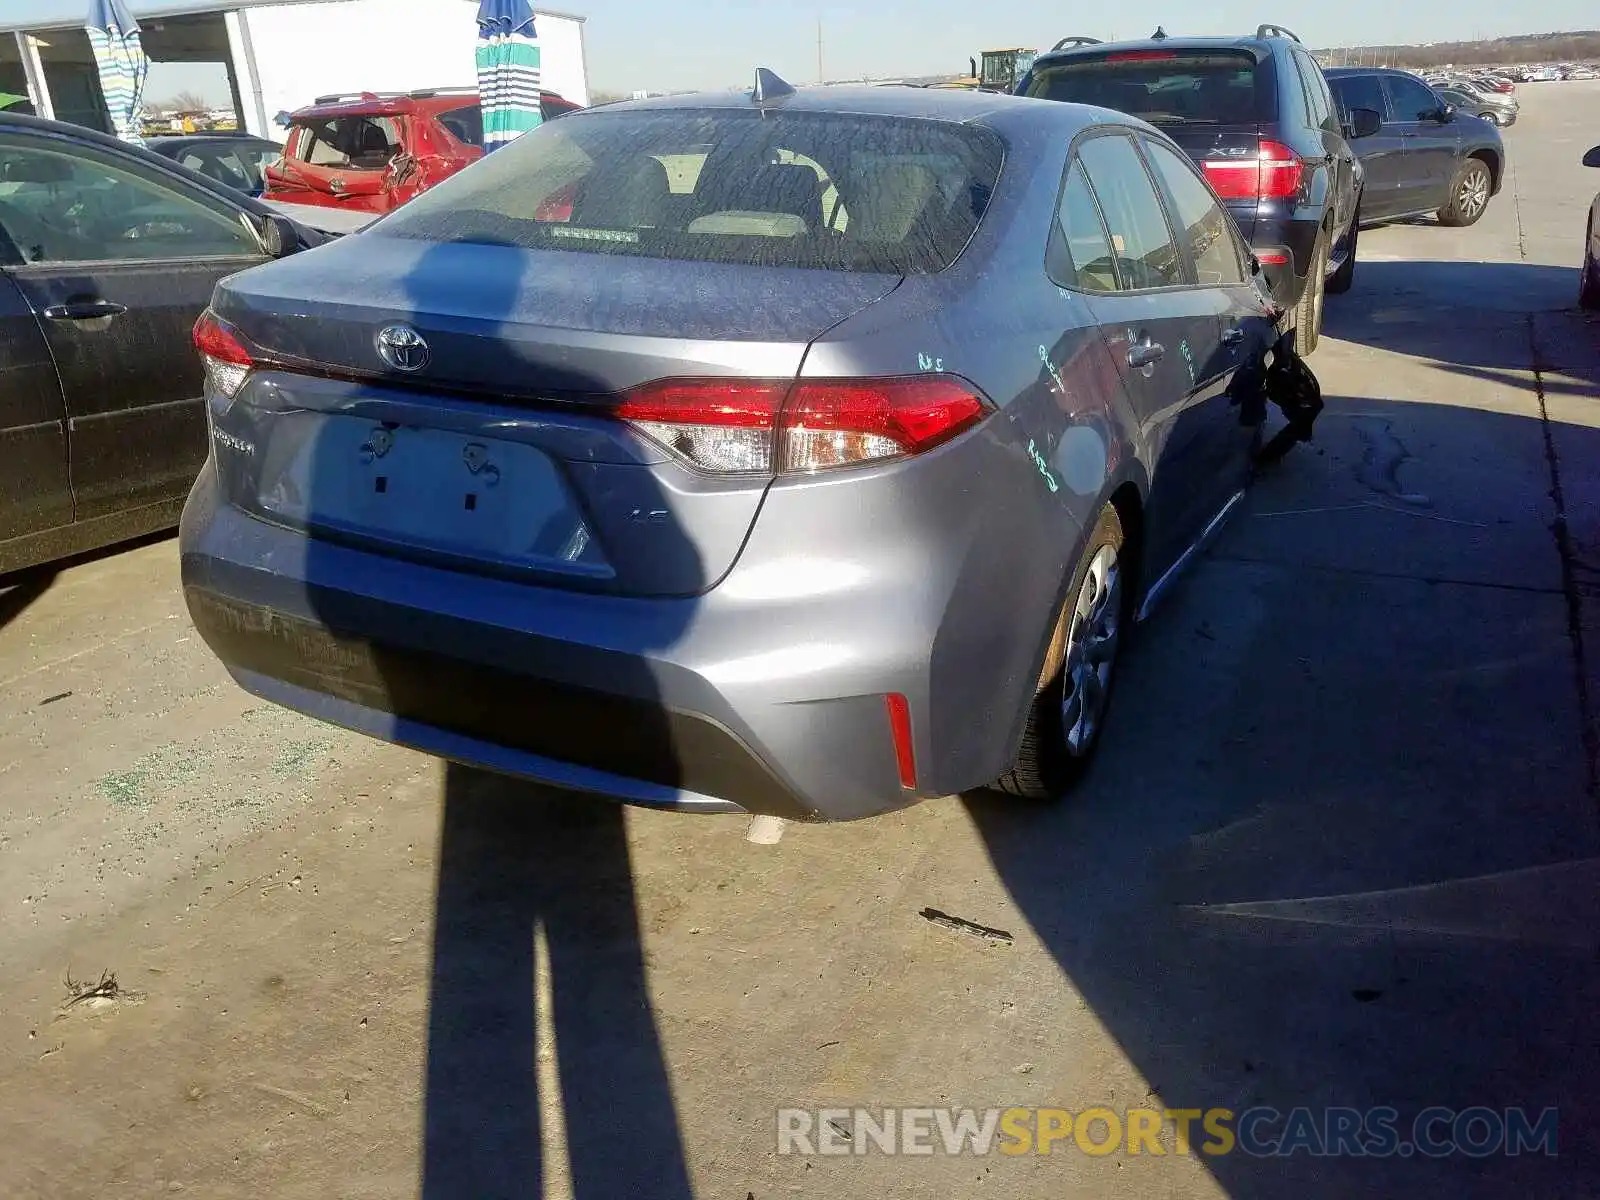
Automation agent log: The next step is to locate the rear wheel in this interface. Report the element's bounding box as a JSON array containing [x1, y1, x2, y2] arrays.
[[991, 505, 1128, 801], [1293, 236, 1327, 356], [1439, 158, 1492, 227], [1326, 203, 1360, 296], [1581, 224, 1600, 310]]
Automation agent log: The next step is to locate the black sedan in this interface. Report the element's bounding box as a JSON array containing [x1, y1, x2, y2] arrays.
[[0, 113, 321, 574], [146, 132, 284, 199]]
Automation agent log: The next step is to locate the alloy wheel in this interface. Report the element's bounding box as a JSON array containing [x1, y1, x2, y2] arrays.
[[1061, 544, 1122, 756], [1457, 165, 1491, 221]]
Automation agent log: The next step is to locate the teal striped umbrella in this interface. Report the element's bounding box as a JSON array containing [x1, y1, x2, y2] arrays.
[[476, 0, 542, 152], [85, 0, 148, 144]]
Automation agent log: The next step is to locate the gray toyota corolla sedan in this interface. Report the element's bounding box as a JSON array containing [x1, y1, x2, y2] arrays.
[[180, 72, 1278, 822]]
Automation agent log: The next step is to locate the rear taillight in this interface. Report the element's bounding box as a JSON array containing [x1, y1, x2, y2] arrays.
[[1202, 140, 1304, 201], [616, 375, 991, 475], [614, 379, 787, 473], [192, 309, 254, 401]]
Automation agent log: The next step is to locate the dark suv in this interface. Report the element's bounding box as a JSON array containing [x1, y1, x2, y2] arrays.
[[1323, 68, 1505, 230], [1016, 24, 1380, 354]]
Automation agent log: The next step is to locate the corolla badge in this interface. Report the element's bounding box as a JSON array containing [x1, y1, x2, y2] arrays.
[[375, 323, 430, 372]]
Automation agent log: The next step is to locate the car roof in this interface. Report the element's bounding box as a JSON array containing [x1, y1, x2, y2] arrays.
[[1323, 66, 1421, 78], [148, 133, 281, 151], [289, 90, 568, 121], [580, 82, 1124, 137], [1031, 33, 1280, 72]]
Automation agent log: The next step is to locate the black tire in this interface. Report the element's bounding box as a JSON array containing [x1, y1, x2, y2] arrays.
[[1293, 236, 1326, 357], [1574, 220, 1600, 312], [1325, 204, 1359, 296], [1438, 157, 1493, 227], [991, 504, 1129, 801]]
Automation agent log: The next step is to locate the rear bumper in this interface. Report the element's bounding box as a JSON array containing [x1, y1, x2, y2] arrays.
[[179, 433, 1067, 821], [1229, 201, 1325, 310]]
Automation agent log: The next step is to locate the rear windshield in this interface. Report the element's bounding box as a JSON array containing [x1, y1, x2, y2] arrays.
[[372, 108, 1005, 275], [289, 115, 401, 170], [1022, 52, 1267, 126]]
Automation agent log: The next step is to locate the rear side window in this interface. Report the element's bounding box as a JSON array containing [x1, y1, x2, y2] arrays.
[[373, 109, 1005, 275], [436, 104, 483, 147], [1384, 75, 1442, 122], [1295, 51, 1336, 127], [1142, 139, 1246, 286], [1047, 161, 1118, 292], [1022, 52, 1268, 126], [290, 115, 402, 170], [1074, 134, 1184, 290], [1328, 74, 1389, 122]]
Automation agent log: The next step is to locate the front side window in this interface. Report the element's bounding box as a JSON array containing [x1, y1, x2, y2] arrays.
[[1048, 159, 1118, 292], [0, 136, 260, 264], [1074, 134, 1185, 290], [1142, 139, 1246, 287], [373, 109, 1005, 275]]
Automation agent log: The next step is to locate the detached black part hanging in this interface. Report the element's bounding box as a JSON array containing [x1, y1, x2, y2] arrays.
[[1254, 327, 1325, 465]]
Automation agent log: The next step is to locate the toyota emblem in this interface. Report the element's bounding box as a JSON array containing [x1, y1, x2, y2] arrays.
[[376, 323, 430, 372]]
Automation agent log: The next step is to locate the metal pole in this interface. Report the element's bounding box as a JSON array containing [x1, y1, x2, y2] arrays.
[[17, 32, 53, 121]]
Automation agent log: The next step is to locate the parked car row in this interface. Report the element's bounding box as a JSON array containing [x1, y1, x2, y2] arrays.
[[1016, 26, 1505, 356]]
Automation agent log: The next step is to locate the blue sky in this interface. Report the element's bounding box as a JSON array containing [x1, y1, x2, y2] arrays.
[[11, 0, 1599, 101]]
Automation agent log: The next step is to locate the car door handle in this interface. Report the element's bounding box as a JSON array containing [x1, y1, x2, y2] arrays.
[[1222, 327, 1245, 346], [1127, 341, 1165, 369], [42, 300, 128, 321]]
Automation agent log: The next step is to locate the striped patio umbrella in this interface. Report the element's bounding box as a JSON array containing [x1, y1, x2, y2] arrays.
[[85, 0, 148, 145], [475, 0, 542, 152]]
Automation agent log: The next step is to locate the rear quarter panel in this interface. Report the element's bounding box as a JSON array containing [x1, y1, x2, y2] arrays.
[[795, 116, 1154, 787]]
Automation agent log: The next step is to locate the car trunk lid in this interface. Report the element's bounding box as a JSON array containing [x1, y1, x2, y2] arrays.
[[207, 236, 903, 597]]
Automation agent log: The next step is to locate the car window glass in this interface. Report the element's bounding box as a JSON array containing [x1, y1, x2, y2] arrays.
[[293, 116, 401, 170], [374, 109, 1004, 275], [437, 104, 484, 147], [0, 137, 259, 264], [1385, 75, 1441, 122], [1328, 73, 1390, 122], [178, 146, 257, 194], [1285, 50, 1315, 124], [1074, 134, 1184, 290], [1022, 52, 1263, 125], [1295, 51, 1334, 126], [1143, 139, 1247, 287], [1048, 159, 1118, 292]]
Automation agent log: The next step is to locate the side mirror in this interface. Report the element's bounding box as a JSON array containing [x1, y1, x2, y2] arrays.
[[257, 212, 302, 258], [1435, 103, 1457, 122], [1345, 107, 1383, 139], [1584, 145, 1600, 168]]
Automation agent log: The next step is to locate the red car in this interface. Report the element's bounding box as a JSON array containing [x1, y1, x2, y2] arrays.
[[262, 87, 580, 216]]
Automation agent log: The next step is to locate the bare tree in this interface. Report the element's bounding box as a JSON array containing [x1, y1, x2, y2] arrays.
[[161, 90, 213, 113]]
